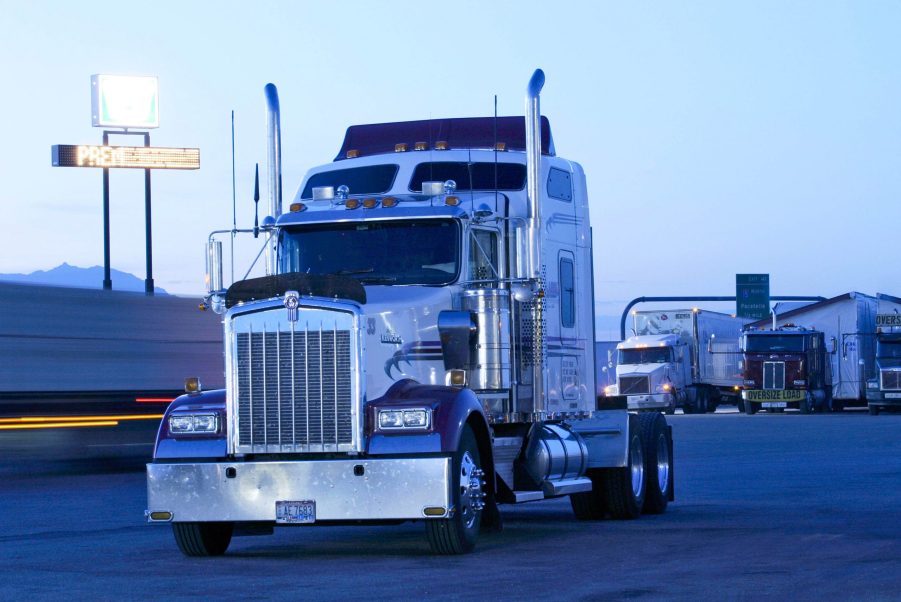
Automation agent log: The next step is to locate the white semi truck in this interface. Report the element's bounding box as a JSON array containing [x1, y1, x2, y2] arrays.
[[145, 70, 674, 556], [612, 309, 748, 413]]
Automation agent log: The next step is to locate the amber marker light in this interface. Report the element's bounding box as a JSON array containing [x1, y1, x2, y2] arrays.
[[362, 198, 379, 209], [289, 202, 307, 212], [394, 143, 408, 152], [345, 199, 361, 209], [346, 149, 360, 159], [434, 141, 448, 150], [495, 142, 506, 151], [382, 197, 398, 208], [414, 141, 428, 151], [445, 195, 460, 206]]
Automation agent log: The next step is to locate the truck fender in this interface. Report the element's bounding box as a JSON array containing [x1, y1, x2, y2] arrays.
[[153, 389, 227, 459], [366, 379, 497, 509]]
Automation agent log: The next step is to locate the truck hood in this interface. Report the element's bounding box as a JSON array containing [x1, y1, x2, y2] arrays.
[[877, 359, 901, 370], [361, 285, 455, 398]]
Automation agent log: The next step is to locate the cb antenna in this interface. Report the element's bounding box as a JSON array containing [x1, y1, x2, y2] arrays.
[[253, 163, 260, 238]]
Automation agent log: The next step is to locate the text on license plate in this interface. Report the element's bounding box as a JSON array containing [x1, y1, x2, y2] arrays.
[[762, 402, 787, 408], [886, 393, 901, 399], [276, 500, 316, 524]]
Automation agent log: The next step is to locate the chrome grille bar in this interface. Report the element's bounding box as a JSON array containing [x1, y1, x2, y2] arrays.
[[231, 306, 358, 454]]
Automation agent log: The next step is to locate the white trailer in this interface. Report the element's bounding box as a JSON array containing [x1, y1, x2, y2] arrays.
[[612, 309, 750, 413]]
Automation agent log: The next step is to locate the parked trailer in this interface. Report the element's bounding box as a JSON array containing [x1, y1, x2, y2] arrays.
[[611, 309, 750, 413], [742, 292, 901, 413], [145, 71, 675, 557]]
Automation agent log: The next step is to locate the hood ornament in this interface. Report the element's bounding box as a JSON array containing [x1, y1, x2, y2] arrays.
[[284, 290, 300, 322]]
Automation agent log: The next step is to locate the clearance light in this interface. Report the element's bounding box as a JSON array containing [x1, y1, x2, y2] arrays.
[[289, 202, 307, 212], [382, 197, 398, 208], [434, 141, 448, 150], [445, 195, 460, 206], [148, 511, 173, 522], [185, 377, 202, 394], [346, 149, 360, 159], [414, 141, 428, 151], [495, 142, 506, 151], [345, 199, 361, 209], [447, 369, 466, 387], [394, 143, 408, 152], [423, 507, 447, 517], [362, 198, 379, 209]]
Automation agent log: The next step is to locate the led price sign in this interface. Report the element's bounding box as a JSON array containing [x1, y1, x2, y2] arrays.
[[52, 144, 199, 170]]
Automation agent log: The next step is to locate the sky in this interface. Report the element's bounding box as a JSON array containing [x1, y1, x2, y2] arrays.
[[1, 0, 899, 338]]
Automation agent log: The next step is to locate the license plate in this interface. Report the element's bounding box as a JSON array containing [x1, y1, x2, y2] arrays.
[[276, 500, 315, 524], [886, 393, 901, 399], [762, 402, 787, 408]]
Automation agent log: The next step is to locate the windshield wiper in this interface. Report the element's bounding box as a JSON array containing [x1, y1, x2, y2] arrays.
[[334, 268, 374, 275], [358, 276, 397, 284]]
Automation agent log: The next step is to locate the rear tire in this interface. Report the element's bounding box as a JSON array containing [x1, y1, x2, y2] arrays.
[[638, 412, 671, 514], [426, 425, 484, 554], [744, 400, 757, 415], [172, 522, 234, 557], [604, 414, 646, 519]]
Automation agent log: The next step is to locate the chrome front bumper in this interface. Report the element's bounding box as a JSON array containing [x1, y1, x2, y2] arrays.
[[147, 457, 452, 523], [627, 393, 673, 410]]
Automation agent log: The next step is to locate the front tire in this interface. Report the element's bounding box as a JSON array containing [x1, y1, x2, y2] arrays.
[[744, 400, 757, 415], [604, 413, 646, 519], [172, 522, 234, 557], [426, 425, 484, 554], [869, 405, 880, 415], [638, 412, 672, 514]]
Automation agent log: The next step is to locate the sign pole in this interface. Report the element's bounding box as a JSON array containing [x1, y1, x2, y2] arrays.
[[102, 131, 112, 290], [143, 132, 154, 295]]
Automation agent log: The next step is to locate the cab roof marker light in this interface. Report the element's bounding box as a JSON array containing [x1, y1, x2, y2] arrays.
[[382, 197, 398, 208], [495, 142, 506, 151], [434, 141, 448, 150], [395, 143, 408, 152], [346, 149, 360, 159], [445, 195, 460, 206], [289, 202, 307, 212], [345, 198, 361, 209], [362, 198, 379, 209], [414, 141, 428, 151]]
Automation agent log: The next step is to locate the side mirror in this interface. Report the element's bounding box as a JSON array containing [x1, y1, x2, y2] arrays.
[[830, 336, 837, 355]]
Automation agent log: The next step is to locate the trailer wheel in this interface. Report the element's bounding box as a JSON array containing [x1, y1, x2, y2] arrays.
[[570, 470, 607, 520], [638, 412, 672, 514], [426, 425, 483, 554], [172, 522, 234, 557], [604, 414, 646, 519], [831, 399, 844, 413]]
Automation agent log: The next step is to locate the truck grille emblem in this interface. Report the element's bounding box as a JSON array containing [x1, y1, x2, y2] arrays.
[[284, 290, 300, 322]]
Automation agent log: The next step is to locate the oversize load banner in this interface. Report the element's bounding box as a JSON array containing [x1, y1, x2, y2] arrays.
[[742, 389, 805, 402], [52, 145, 199, 170], [877, 314, 901, 327]]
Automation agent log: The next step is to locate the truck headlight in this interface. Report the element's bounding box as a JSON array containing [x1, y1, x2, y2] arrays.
[[378, 408, 431, 430], [168, 412, 219, 434], [605, 385, 619, 396], [867, 381, 879, 389]]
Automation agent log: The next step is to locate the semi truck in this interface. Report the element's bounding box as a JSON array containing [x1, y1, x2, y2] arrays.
[[145, 70, 675, 556], [741, 292, 901, 414], [866, 295, 901, 414], [610, 309, 748, 413]]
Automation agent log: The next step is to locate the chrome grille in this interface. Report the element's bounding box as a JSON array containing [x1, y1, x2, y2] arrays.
[[763, 362, 785, 390], [882, 370, 901, 391], [619, 376, 650, 395], [230, 308, 358, 454]]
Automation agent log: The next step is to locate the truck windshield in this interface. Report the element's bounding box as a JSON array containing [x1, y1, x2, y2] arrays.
[[744, 335, 805, 352], [877, 341, 901, 359], [279, 219, 460, 285], [618, 347, 673, 365]]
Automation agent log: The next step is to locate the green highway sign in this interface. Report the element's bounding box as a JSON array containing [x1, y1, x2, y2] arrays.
[[737, 274, 770, 319]]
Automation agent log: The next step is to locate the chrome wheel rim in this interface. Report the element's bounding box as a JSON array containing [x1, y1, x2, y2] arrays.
[[458, 451, 483, 529], [656, 432, 670, 493], [630, 435, 644, 499]]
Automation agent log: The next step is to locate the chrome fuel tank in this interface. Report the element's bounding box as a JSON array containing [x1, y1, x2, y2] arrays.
[[462, 289, 511, 391]]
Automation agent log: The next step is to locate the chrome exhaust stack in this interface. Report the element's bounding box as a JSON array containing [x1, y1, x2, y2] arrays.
[[524, 68, 545, 282], [524, 68, 546, 417], [264, 83, 282, 275]]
